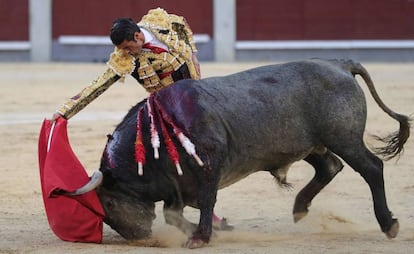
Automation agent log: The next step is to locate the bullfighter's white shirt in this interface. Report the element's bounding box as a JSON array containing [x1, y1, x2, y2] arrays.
[[140, 27, 169, 52]]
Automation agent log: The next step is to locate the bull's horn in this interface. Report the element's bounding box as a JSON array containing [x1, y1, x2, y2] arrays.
[[66, 171, 103, 196]]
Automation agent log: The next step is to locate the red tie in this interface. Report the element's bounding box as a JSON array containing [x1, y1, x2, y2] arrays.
[[143, 43, 167, 54]]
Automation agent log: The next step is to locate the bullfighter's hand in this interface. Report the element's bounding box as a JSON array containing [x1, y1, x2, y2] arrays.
[[51, 112, 63, 122]]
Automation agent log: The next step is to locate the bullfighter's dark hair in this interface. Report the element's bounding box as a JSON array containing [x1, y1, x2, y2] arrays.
[[110, 18, 141, 45]]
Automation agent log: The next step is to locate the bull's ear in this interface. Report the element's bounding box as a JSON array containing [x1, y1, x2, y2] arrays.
[[101, 169, 116, 188]]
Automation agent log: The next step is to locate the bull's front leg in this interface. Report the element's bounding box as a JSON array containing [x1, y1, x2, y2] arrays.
[[163, 204, 197, 236], [184, 170, 219, 249]]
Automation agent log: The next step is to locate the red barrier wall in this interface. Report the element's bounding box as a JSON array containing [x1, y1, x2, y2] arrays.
[[2, 0, 414, 41]]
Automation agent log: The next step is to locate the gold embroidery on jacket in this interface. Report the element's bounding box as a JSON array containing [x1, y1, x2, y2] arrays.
[[56, 8, 199, 118], [136, 7, 199, 92], [107, 47, 136, 81], [57, 68, 119, 119]]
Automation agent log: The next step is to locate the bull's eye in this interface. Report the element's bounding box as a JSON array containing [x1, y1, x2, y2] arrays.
[[106, 200, 114, 209]]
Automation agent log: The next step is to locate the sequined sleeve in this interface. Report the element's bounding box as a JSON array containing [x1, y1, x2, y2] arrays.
[[56, 68, 120, 119], [56, 48, 136, 119]]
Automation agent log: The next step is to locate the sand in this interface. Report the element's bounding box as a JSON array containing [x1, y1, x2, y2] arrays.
[[0, 61, 413, 253]]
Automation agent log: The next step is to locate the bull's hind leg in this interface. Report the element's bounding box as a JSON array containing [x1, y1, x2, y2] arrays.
[[293, 150, 344, 222], [331, 142, 399, 238]]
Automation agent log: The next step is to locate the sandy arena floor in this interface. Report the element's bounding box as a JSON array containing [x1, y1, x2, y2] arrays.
[[0, 61, 413, 253]]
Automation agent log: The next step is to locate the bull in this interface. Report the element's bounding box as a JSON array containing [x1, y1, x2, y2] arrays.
[[71, 59, 410, 248]]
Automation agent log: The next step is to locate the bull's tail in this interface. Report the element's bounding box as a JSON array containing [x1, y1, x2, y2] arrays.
[[340, 60, 411, 160]]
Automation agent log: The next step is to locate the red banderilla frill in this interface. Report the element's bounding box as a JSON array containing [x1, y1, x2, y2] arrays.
[[147, 98, 160, 159], [135, 107, 146, 175], [153, 96, 204, 167], [155, 103, 183, 175], [134, 95, 204, 176]]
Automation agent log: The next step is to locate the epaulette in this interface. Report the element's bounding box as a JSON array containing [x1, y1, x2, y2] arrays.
[[138, 7, 171, 30]]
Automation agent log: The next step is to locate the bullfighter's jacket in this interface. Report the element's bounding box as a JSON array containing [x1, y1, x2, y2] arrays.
[[57, 8, 199, 119]]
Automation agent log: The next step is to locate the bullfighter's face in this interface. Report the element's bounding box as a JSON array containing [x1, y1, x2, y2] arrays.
[[96, 181, 155, 240], [116, 31, 144, 57]]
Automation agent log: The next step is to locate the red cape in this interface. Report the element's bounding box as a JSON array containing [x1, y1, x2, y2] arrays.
[[38, 118, 105, 243]]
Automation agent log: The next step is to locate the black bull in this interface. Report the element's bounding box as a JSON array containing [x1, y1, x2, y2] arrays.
[[91, 59, 410, 248]]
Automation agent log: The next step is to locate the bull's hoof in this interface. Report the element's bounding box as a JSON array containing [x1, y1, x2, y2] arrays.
[[385, 219, 399, 239], [293, 201, 311, 223], [184, 238, 206, 249], [293, 211, 308, 223], [213, 217, 234, 231]]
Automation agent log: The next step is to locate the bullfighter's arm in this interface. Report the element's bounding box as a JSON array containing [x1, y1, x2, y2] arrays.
[[56, 68, 119, 119], [56, 48, 135, 120], [170, 14, 198, 54], [170, 14, 201, 77]]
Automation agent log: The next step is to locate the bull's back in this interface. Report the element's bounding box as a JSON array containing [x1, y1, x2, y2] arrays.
[[156, 60, 366, 186]]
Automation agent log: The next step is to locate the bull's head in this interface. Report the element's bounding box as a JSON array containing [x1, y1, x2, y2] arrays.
[[65, 170, 156, 240]]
